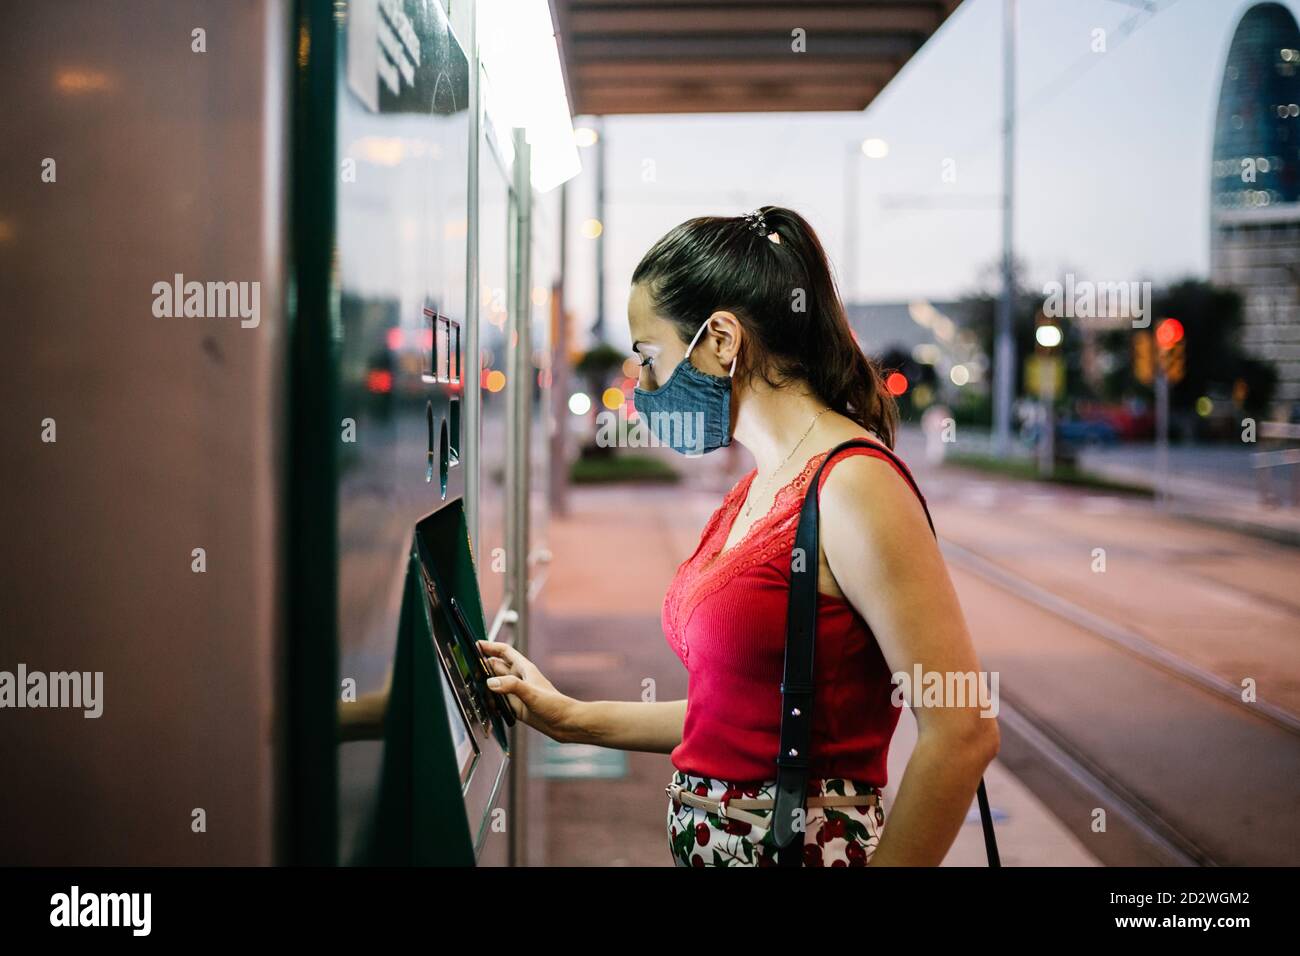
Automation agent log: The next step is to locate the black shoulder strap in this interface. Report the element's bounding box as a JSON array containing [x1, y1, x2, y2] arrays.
[[771, 438, 1001, 867]]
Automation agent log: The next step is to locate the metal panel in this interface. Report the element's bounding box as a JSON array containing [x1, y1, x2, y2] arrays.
[[0, 0, 291, 864]]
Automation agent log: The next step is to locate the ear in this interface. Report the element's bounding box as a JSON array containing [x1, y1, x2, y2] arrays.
[[703, 310, 743, 369]]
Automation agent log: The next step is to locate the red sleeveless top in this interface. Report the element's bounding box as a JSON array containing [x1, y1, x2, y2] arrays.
[[663, 443, 923, 784]]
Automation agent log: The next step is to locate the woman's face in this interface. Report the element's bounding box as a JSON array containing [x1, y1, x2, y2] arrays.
[[627, 282, 735, 391]]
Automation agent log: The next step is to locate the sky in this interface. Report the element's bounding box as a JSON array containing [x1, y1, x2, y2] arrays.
[[557, 0, 1299, 353]]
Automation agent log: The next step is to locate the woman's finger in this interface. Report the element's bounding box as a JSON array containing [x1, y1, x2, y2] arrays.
[[485, 673, 535, 707], [498, 690, 525, 719], [478, 640, 527, 669], [485, 676, 532, 721]]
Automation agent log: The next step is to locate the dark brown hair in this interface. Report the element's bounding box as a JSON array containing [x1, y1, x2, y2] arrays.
[[631, 205, 898, 448]]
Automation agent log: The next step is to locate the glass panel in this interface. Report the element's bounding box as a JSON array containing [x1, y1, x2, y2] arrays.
[[334, 0, 470, 864], [477, 132, 511, 621], [529, 190, 560, 567]]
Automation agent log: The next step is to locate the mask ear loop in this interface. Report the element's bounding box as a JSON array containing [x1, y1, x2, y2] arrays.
[[682, 319, 710, 359], [686, 318, 738, 378]]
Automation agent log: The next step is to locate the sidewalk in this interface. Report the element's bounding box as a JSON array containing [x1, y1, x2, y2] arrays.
[[938, 427, 1300, 547], [530, 467, 1098, 866], [1079, 454, 1300, 548]]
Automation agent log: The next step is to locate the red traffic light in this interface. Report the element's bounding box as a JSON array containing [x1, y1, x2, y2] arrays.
[[1155, 317, 1184, 349], [885, 371, 909, 396]]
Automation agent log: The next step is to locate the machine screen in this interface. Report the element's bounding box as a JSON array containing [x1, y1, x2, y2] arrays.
[[414, 503, 512, 756], [438, 660, 476, 786]]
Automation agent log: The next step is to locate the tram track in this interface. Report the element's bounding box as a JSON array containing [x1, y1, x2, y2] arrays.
[[940, 536, 1300, 867], [941, 538, 1300, 737], [995, 696, 1209, 866]]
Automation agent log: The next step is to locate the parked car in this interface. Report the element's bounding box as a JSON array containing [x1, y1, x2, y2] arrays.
[[1056, 417, 1119, 446]]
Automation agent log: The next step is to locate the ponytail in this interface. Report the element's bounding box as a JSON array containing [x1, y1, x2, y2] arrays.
[[760, 206, 898, 448]]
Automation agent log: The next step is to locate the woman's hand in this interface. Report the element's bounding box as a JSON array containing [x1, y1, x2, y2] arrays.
[[478, 641, 688, 753], [478, 640, 582, 743]]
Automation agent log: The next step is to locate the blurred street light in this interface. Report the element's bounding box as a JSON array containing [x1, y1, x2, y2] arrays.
[[861, 137, 889, 159], [1035, 324, 1062, 348]]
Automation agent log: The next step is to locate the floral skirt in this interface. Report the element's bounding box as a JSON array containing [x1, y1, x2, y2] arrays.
[[666, 769, 885, 867]]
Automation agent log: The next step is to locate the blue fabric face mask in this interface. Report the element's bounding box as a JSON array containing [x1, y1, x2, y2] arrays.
[[632, 319, 736, 457]]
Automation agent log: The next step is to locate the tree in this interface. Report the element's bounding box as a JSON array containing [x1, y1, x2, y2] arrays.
[[1100, 279, 1275, 416], [958, 257, 1041, 425]]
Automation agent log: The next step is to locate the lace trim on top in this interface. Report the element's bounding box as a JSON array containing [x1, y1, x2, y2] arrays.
[[664, 448, 847, 661]]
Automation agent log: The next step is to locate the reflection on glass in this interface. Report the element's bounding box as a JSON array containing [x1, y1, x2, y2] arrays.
[[477, 132, 511, 622], [334, 0, 470, 865]]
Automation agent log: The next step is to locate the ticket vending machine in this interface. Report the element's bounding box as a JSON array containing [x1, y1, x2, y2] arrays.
[[327, 0, 511, 866], [359, 501, 511, 865]]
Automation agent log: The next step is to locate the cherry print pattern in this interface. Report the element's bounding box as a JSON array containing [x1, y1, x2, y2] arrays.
[[667, 769, 884, 867]]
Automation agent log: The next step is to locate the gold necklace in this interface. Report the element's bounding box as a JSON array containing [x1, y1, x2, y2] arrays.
[[742, 407, 832, 520]]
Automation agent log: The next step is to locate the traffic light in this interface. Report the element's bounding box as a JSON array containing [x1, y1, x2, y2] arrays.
[[1155, 318, 1185, 385], [1025, 355, 1064, 398], [1163, 339, 1185, 384], [1133, 331, 1154, 385], [1155, 317, 1184, 349]]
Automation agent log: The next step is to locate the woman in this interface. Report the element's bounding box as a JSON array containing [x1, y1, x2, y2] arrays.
[[481, 206, 999, 867]]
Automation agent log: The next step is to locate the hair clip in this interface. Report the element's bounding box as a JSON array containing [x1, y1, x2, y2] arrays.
[[745, 209, 781, 243]]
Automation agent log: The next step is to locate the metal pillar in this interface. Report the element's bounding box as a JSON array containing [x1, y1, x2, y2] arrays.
[[550, 179, 570, 517], [993, 0, 1017, 456], [1155, 360, 1170, 511], [507, 129, 533, 866], [844, 144, 859, 303], [464, 0, 482, 553], [593, 115, 606, 342]]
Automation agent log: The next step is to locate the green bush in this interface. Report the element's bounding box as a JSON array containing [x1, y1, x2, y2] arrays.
[[570, 453, 681, 484]]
